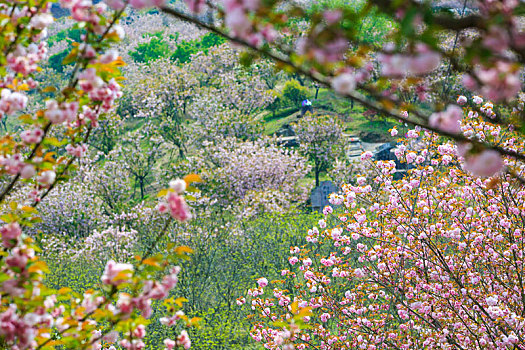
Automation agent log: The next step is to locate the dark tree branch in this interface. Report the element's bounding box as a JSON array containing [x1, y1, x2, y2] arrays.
[[160, 5, 525, 164]]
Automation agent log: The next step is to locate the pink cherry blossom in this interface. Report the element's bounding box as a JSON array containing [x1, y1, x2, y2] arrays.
[[163, 191, 191, 222], [29, 13, 53, 29], [101, 260, 134, 286], [104, 0, 126, 10], [257, 277, 268, 288], [473, 95, 483, 104], [20, 164, 35, 179], [462, 149, 504, 177], [323, 10, 342, 24], [457, 95, 467, 105], [332, 73, 356, 95], [0, 223, 22, 248], [360, 151, 373, 161], [20, 128, 44, 144], [129, 0, 166, 9], [0, 89, 28, 118], [169, 179, 186, 194], [176, 330, 191, 349], [38, 170, 56, 185], [320, 313, 331, 322], [184, 0, 205, 13], [164, 338, 176, 350], [390, 128, 398, 137], [225, 6, 251, 37], [429, 105, 463, 133], [408, 50, 441, 75], [66, 144, 88, 158]]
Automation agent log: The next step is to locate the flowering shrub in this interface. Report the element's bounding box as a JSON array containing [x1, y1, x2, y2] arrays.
[[85, 154, 131, 213], [198, 137, 312, 215], [123, 44, 272, 153], [33, 179, 107, 238], [73, 226, 138, 266], [186, 45, 273, 142], [245, 98, 525, 349], [328, 158, 373, 189]]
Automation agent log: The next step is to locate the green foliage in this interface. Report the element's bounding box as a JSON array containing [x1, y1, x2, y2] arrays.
[[47, 28, 82, 47], [306, 0, 395, 45], [294, 114, 343, 186], [128, 32, 226, 64], [46, 28, 83, 72], [168, 213, 319, 349], [282, 79, 308, 107], [171, 41, 197, 64], [200, 33, 226, 48], [308, 0, 364, 12], [263, 108, 300, 135], [129, 33, 172, 63], [266, 89, 284, 118], [44, 258, 102, 294], [48, 49, 70, 72], [171, 33, 226, 64], [357, 10, 395, 44]]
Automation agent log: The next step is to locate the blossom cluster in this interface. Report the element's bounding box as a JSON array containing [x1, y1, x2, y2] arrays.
[[158, 179, 192, 222]]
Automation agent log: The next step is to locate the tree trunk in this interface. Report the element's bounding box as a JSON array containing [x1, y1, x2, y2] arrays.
[[294, 73, 305, 86], [132, 178, 137, 199], [139, 178, 145, 199], [315, 162, 320, 187]]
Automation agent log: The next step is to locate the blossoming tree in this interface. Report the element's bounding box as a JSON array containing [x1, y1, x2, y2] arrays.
[[189, 137, 312, 218], [243, 97, 525, 349], [293, 114, 343, 187]]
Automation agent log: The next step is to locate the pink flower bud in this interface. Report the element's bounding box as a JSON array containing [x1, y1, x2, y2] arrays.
[[0, 222, 22, 248], [38, 170, 56, 185], [20, 164, 35, 179]]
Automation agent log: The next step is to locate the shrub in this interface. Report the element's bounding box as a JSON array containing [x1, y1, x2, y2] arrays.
[[282, 79, 309, 107]]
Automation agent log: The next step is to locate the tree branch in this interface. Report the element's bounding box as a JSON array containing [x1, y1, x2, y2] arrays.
[[160, 5, 525, 164]]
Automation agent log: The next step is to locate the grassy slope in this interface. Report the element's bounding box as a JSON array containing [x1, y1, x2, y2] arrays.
[[262, 88, 396, 142]]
